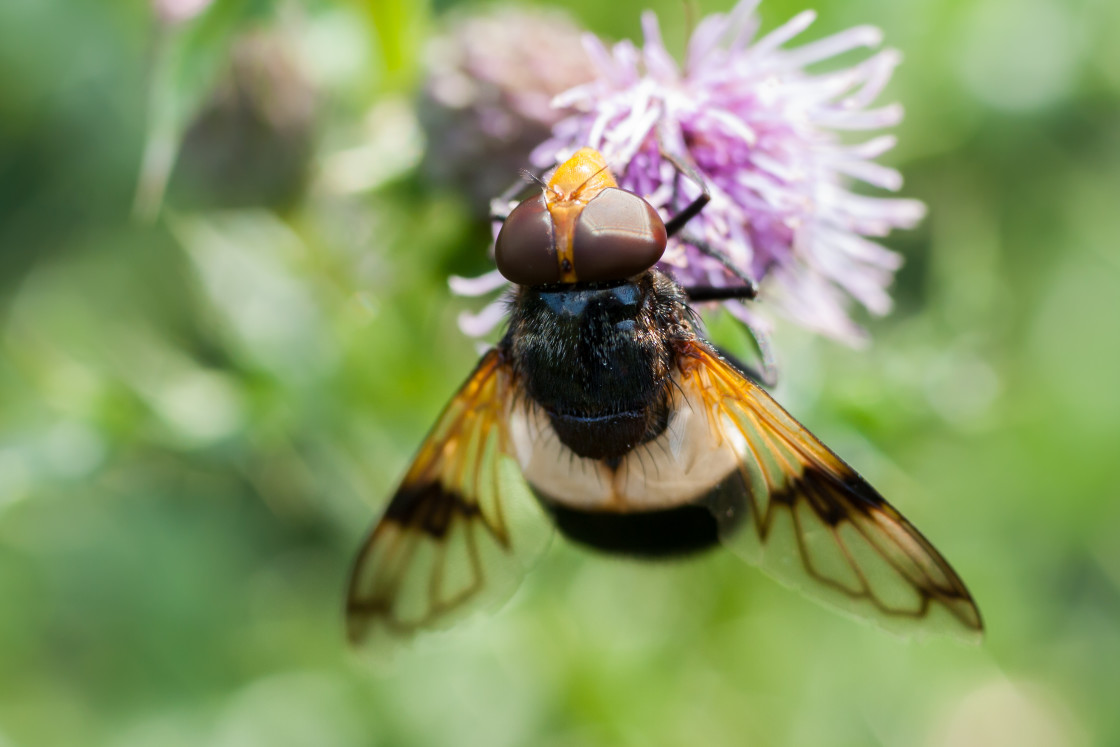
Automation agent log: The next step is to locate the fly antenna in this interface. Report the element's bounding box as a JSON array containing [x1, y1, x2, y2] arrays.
[[572, 163, 613, 198], [520, 169, 549, 189]]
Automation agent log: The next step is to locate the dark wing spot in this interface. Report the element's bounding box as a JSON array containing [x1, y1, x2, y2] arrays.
[[382, 482, 482, 540]]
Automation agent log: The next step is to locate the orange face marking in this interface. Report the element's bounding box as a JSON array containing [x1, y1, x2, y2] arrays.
[[545, 148, 618, 283]]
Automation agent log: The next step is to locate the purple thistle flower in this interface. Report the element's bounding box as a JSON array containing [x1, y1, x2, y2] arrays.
[[454, 0, 925, 347]]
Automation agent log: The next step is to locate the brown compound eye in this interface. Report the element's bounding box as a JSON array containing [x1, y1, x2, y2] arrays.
[[572, 188, 667, 282], [494, 194, 560, 285]]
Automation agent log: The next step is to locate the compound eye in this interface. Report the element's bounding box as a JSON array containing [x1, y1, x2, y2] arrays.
[[495, 195, 559, 285], [572, 188, 667, 282]]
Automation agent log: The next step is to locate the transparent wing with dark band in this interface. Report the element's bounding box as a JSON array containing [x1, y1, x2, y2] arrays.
[[678, 342, 982, 638], [346, 350, 550, 644]]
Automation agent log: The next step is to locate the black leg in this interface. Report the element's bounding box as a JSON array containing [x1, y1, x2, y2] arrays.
[[659, 147, 711, 238], [657, 139, 758, 297], [715, 326, 779, 388], [745, 325, 779, 388], [683, 285, 759, 302], [679, 229, 759, 298], [685, 283, 778, 384]]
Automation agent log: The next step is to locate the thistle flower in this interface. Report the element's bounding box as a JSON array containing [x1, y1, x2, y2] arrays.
[[454, 0, 925, 347], [170, 30, 316, 210], [419, 7, 596, 216]]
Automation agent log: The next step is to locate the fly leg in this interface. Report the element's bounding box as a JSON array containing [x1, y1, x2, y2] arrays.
[[658, 142, 761, 299]]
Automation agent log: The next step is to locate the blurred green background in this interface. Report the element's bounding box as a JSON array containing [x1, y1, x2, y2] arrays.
[[2, 0, 1119, 745]]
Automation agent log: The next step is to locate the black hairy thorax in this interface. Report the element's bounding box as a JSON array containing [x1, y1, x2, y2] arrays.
[[501, 269, 693, 461]]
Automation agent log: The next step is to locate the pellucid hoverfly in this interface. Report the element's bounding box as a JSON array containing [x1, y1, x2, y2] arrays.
[[346, 148, 981, 642]]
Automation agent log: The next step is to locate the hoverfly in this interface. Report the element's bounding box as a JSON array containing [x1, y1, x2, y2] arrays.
[[346, 148, 982, 643]]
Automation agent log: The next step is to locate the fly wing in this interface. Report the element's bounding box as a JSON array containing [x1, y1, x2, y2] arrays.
[[677, 341, 982, 638], [346, 349, 550, 644]]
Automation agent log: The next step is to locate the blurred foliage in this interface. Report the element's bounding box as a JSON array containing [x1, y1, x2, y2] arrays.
[[1, 0, 1119, 745]]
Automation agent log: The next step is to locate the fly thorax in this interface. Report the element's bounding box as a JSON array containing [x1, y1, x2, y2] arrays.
[[505, 278, 677, 460]]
